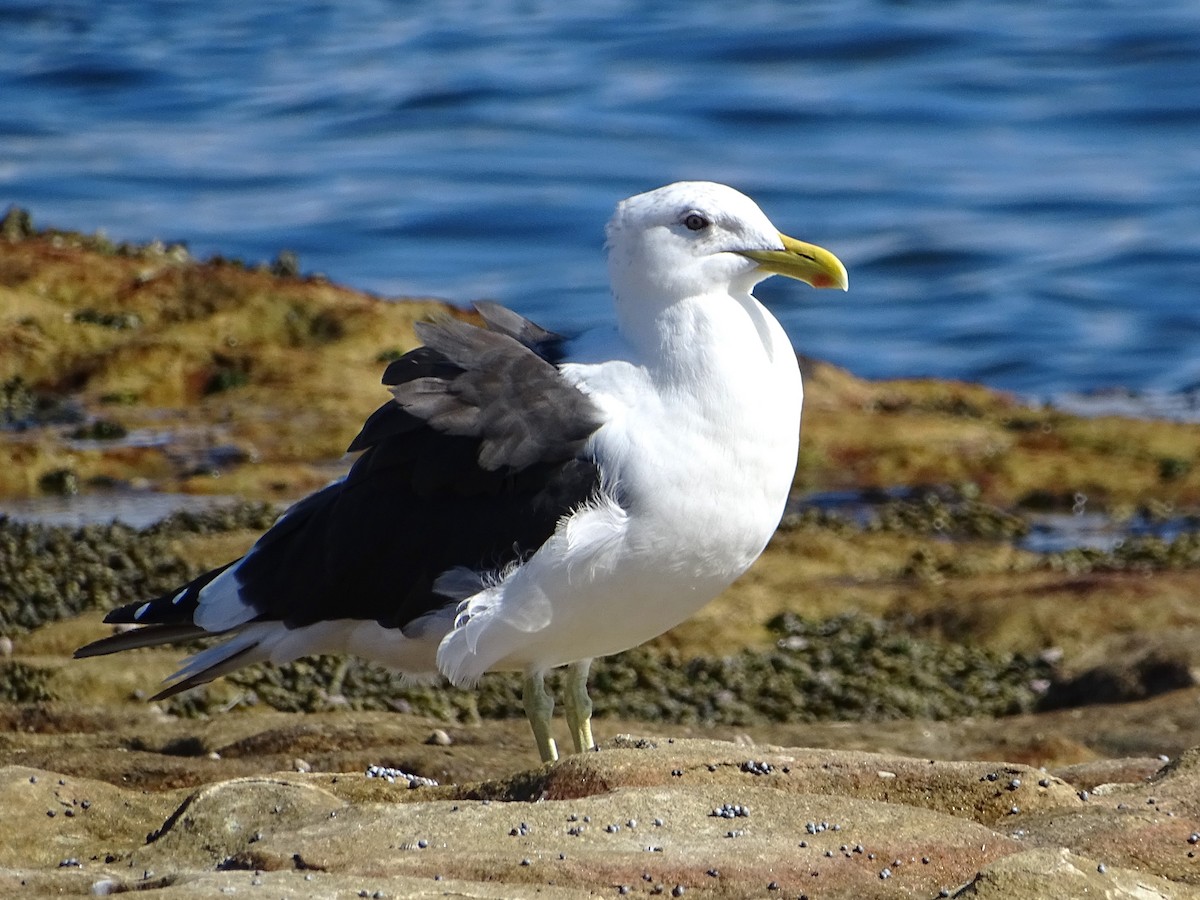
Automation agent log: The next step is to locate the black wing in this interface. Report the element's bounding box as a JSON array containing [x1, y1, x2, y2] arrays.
[[93, 305, 604, 636]]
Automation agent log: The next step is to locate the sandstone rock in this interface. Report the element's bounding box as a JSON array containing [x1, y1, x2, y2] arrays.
[[2, 736, 1198, 898]]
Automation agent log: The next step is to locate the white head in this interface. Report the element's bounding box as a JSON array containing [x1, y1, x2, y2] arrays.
[[605, 181, 847, 314]]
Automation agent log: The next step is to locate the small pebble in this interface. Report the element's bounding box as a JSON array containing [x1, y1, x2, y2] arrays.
[[1038, 778, 1051, 788], [711, 803, 749, 819], [417, 839, 428, 849], [653, 818, 664, 827], [364, 764, 438, 788], [520, 858, 531, 866], [671, 886, 685, 897], [1188, 833, 1199, 844], [706, 868, 719, 877], [1078, 790, 1089, 801], [879, 868, 892, 880], [1008, 778, 1021, 790], [741, 759, 774, 775], [1097, 863, 1107, 874]]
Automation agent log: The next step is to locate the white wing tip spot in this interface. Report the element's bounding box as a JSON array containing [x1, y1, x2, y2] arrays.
[[134, 602, 152, 620]]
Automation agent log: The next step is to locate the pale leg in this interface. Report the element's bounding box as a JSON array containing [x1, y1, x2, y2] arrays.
[[522, 669, 558, 763], [563, 658, 595, 754]]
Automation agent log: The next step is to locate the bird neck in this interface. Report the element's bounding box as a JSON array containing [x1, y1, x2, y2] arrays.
[[613, 286, 784, 387]]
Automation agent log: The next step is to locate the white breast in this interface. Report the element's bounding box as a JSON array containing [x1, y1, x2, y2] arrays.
[[436, 290, 803, 684]]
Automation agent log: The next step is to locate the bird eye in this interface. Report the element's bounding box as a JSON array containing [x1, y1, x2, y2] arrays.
[[682, 212, 710, 231]]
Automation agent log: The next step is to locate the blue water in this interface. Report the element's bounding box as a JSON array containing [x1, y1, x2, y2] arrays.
[[3, 0, 1200, 402]]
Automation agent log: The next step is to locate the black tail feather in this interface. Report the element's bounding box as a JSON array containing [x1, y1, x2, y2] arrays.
[[103, 560, 239, 626], [73, 623, 209, 659]]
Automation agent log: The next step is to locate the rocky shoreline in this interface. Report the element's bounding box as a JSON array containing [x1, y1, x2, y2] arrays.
[[2, 213, 1199, 896]]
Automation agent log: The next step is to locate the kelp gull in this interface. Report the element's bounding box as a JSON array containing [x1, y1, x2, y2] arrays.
[[75, 181, 848, 762]]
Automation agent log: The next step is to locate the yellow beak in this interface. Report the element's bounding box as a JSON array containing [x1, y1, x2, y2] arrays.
[[738, 233, 848, 291]]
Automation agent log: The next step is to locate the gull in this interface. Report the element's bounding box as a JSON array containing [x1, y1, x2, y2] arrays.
[[76, 181, 848, 763]]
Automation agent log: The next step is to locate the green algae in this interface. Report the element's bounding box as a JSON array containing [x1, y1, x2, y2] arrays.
[[0, 661, 56, 703], [1041, 531, 1200, 575], [0, 502, 280, 636], [7, 497, 1200, 724], [1, 375, 82, 429], [72, 309, 142, 331], [780, 486, 1030, 541], [161, 613, 1052, 726], [35, 468, 79, 496], [67, 419, 128, 441]]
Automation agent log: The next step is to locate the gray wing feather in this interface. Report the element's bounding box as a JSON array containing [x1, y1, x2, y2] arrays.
[[392, 314, 601, 471], [473, 300, 563, 348]]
